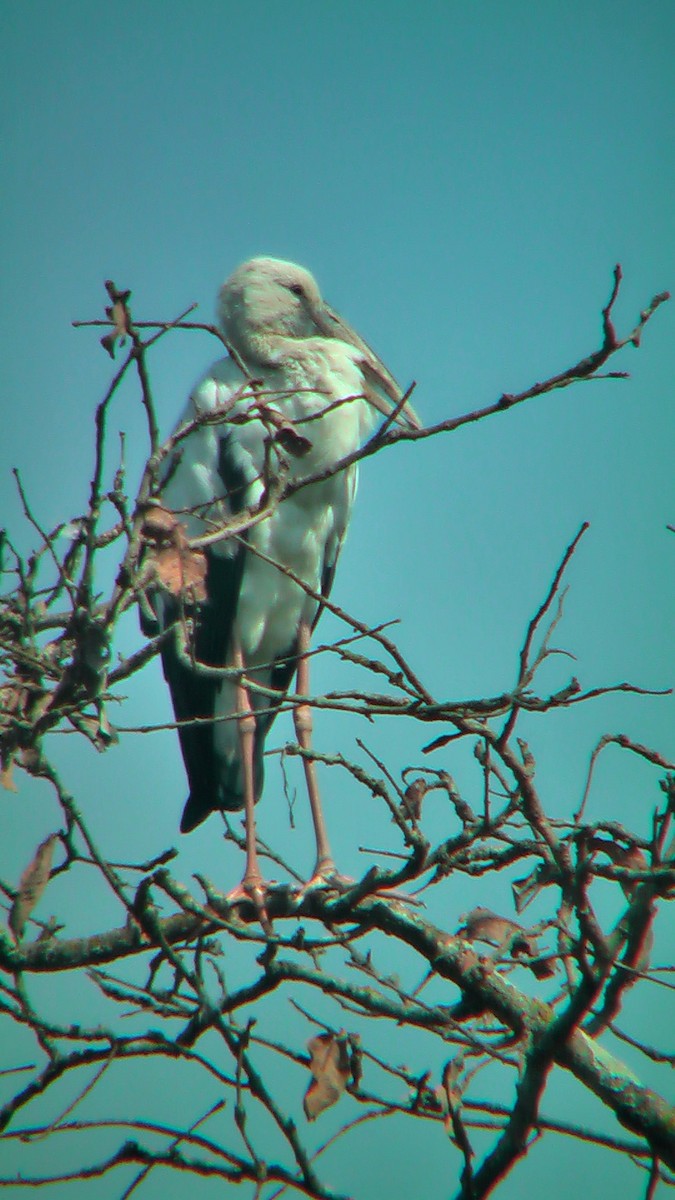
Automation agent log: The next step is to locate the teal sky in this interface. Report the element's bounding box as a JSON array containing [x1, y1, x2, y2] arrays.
[[1, 4, 674, 1197]]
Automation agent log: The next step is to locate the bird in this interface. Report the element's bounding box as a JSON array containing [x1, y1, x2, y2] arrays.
[[145, 256, 420, 907]]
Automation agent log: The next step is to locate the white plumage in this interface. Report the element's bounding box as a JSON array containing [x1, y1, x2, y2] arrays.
[[148, 257, 419, 895]]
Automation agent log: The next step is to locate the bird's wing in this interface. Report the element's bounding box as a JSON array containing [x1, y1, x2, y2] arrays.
[[315, 304, 419, 430], [315, 463, 356, 627], [152, 356, 255, 645], [147, 359, 265, 828]]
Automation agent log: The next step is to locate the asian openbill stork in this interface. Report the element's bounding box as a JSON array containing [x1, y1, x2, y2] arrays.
[[148, 257, 419, 907]]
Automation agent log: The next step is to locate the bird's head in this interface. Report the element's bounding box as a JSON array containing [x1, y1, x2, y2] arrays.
[[218, 257, 323, 353], [218, 256, 421, 431]]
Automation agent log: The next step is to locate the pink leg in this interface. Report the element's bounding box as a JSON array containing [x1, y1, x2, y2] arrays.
[[294, 621, 338, 881], [227, 641, 269, 922], [294, 622, 414, 904]]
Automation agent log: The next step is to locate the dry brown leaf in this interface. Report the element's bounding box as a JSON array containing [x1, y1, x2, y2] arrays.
[[459, 907, 525, 948], [1, 759, 18, 793], [154, 541, 207, 600], [75, 712, 118, 751], [9, 834, 58, 942], [0, 680, 31, 723], [587, 836, 650, 897], [303, 1032, 350, 1121], [458, 906, 555, 980], [141, 504, 180, 537], [437, 1057, 474, 1168], [19, 747, 42, 772], [141, 505, 207, 602], [101, 281, 132, 358], [440, 1056, 464, 1124], [273, 424, 313, 457], [256, 403, 312, 457], [512, 862, 556, 913], [402, 778, 428, 821]]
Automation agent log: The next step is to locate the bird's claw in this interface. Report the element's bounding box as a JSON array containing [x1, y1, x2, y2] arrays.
[[293, 860, 354, 901], [297, 864, 416, 906], [226, 876, 273, 932]]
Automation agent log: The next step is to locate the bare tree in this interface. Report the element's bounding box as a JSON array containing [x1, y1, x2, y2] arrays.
[[0, 269, 672, 1199]]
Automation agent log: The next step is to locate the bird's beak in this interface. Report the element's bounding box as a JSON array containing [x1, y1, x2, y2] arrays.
[[313, 303, 421, 431]]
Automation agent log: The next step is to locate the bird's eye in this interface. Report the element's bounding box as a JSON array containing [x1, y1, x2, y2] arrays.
[[288, 283, 304, 298]]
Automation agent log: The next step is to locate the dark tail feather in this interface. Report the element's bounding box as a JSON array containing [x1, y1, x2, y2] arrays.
[[179, 725, 267, 833], [161, 632, 276, 833], [152, 556, 289, 833]]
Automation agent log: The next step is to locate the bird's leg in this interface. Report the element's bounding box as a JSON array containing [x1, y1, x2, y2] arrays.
[[294, 622, 413, 906], [226, 641, 269, 922], [294, 620, 339, 883]]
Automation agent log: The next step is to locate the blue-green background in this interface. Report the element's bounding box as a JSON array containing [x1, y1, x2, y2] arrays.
[[2, 3, 673, 1197]]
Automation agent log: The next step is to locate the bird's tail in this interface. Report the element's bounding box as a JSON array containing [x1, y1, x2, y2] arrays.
[[179, 724, 267, 833]]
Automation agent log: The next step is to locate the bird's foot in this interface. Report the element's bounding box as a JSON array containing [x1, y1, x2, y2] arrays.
[[226, 874, 273, 933], [297, 860, 415, 905], [294, 858, 353, 900]]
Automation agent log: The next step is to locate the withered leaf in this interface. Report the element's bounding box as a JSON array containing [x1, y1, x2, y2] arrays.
[[75, 711, 118, 751], [402, 778, 428, 821], [0, 681, 30, 723], [303, 1032, 350, 1121], [9, 834, 58, 942], [154, 542, 207, 601], [439, 1057, 474, 1160], [441, 1056, 465, 1118], [256, 403, 312, 457], [0, 759, 18, 793], [586, 836, 650, 897], [101, 281, 132, 358], [273, 425, 313, 457], [141, 504, 180, 537], [459, 907, 524, 947], [512, 862, 557, 913], [141, 505, 207, 603], [18, 747, 42, 774], [458, 907, 555, 979]]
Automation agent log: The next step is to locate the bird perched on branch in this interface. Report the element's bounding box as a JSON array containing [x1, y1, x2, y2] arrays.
[[145, 256, 419, 907]]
